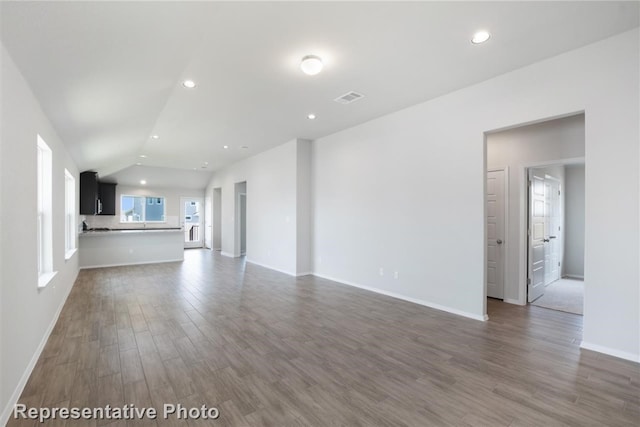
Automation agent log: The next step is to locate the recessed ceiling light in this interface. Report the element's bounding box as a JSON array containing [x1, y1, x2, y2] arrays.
[[182, 80, 196, 89], [223, 145, 229, 149], [151, 135, 159, 140], [139, 154, 147, 158], [307, 113, 316, 120], [300, 55, 323, 75], [471, 30, 491, 44], [140, 180, 147, 185]]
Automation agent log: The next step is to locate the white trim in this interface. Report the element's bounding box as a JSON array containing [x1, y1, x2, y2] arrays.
[[580, 341, 640, 363], [37, 271, 58, 289], [0, 272, 75, 426], [503, 298, 524, 305], [313, 273, 488, 321], [296, 271, 313, 277], [120, 194, 167, 223], [79, 258, 183, 269], [564, 274, 584, 280], [220, 251, 235, 258], [64, 248, 78, 261], [245, 259, 296, 276]]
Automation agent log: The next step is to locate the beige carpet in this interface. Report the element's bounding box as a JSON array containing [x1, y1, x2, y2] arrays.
[[531, 278, 584, 315]]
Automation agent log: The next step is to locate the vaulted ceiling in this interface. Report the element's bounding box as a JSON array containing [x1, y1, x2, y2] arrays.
[[1, 1, 638, 188]]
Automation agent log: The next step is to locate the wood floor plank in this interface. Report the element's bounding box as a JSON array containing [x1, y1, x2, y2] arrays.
[[7, 250, 639, 426]]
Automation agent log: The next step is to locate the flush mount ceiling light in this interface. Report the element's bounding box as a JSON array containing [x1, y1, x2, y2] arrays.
[[223, 145, 229, 149], [307, 113, 316, 120], [139, 154, 147, 158], [471, 30, 491, 44], [182, 79, 196, 88], [151, 135, 159, 140], [140, 180, 147, 185], [300, 55, 323, 75], [136, 162, 142, 166]]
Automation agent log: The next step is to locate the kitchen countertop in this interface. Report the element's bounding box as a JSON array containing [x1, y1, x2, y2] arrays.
[[80, 228, 182, 236]]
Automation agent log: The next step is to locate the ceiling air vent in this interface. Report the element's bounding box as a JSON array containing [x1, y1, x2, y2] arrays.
[[334, 91, 365, 105]]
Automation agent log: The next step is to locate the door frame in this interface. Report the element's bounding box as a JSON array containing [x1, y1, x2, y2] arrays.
[[180, 196, 204, 249], [486, 167, 509, 300]]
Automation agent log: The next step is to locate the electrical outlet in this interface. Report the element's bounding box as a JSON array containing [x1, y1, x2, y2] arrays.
[[379, 267, 384, 276]]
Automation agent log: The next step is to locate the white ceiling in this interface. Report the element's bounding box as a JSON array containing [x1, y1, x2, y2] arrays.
[[1, 1, 638, 189]]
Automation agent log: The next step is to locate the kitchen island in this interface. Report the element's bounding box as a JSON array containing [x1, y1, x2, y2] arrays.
[[79, 228, 183, 268]]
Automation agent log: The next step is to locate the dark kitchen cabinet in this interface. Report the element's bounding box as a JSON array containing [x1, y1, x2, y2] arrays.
[[79, 171, 99, 215], [98, 183, 116, 215], [80, 171, 117, 215]]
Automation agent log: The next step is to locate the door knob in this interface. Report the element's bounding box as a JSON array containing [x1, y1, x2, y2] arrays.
[[496, 239, 503, 244], [543, 238, 550, 242]]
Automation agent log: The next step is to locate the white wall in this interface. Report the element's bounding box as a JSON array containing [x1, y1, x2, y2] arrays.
[[564, 164, 585, 278], [296, 140, 312, 275], [487, 115, 584, 303], [312, 29, 639, 360], [206, 139, 311, 275], [84, 185, 204, 229], [1, 43, 81, 423]]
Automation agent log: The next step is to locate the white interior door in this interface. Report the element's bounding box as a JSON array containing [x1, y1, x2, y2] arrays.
[[204, 194, 212, 249], [180, 197, 204, 249], [528, 171, 546, 302], [487, 169, 506, 299]]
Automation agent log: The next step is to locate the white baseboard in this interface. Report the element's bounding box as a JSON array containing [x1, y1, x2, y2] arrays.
[[312, 273, 488, 321], [580, 341, 640, 363], [564, 274, 584, 280], [80, 258, 183, 269], [220, 251, 235, 258], [296, 271, 313, 277], [503, 298, 525, 305], [245, 259, 296, 277], [0, 271, 76, 426]]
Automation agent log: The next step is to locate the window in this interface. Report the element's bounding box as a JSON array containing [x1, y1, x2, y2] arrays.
[[121, 195, 165, 222], [37, 135, 55, 287], [64, 169, 76, 259]]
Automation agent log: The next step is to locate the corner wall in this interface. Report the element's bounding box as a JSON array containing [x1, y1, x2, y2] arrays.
[[205, 139, 311, 276], [312, 29, 638, 360], [1, 43, 81, 423]]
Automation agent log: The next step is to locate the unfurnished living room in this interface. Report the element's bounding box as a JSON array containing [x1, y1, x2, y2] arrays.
[[0, 1, 638, 426]]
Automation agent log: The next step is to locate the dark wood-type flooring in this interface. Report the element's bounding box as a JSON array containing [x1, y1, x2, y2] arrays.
[[7, 250, 639, 426]]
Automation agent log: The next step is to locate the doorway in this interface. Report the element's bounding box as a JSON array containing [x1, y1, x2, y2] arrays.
[[180, 197, 204, 249], [528, 165, 584, 315], [234, 182, 247, 257], [212, 188, 222, 251], [484, 113, 585, 316]]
